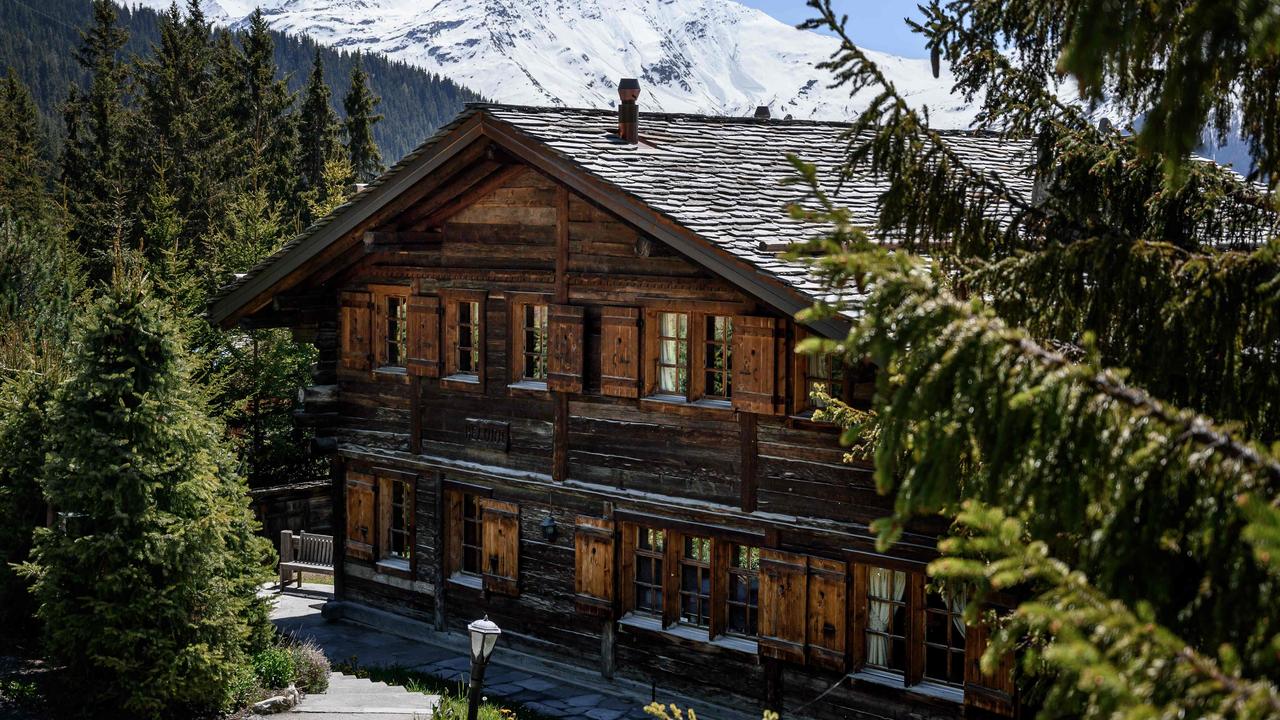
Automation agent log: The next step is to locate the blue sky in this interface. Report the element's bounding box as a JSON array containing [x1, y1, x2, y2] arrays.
[[738, 0, 929, 58]]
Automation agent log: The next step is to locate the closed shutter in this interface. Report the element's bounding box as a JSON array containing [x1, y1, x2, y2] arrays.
[[345, 471, 376, 561], [600, 307, 640, 398], [548, 304, 585, 393], [406, 295, 441, 377], [758, 549, 808, 663], [807, 556, 848, 671], [965, 621, 1016, 716], [732, 316, 780, 414], [340, 291, 373, 371], [480, 499, 520, 596], [444, 490, 463, 576], [574, 516, 615, 615]]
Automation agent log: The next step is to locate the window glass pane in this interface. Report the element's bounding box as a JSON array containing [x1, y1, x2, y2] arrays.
[[703, 316, 732, 399], [386, 296, 407, 367], [457, 301, 480, 375], [923, 588, 967, 686], [387, 479, 411, 559], [460, 493, 482, 574], [865, 567, 908, 674], [678, 535, 711, 627], [726, 544, 760, 636], [806, 353, 845, 409], [634, 526, 665, 614], [656, 312, 688, 395], [522, 304, 548, 380]]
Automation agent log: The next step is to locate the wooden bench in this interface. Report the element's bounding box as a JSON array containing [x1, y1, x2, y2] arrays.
[[278, 530, 334, 591]]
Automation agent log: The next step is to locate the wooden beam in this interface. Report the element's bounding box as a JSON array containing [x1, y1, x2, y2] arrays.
[[409, 376, 422, 455], [553, 394, 568, 482], [405, 162, 527, 230], [740, 412, 758, 512], [363, 230, 443, 249], [556, 185, 569, 303]]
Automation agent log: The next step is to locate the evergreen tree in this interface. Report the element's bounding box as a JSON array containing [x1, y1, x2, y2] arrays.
[[21, 273, 272, 717], [0, 70, 55, 221], [60, 0, 131, 282], [793, 0, 1280, 714], [295, 48, 342, 224], [343, 51, 384, 184]]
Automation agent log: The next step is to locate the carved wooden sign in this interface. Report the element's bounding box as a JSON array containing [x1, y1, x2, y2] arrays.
[[465, 418, 510, 451]]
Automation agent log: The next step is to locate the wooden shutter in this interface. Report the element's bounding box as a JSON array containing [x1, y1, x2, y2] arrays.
[[618, 523, 637, 612], [758, 548, 808, 663], [444, 490, 463, 576], [548, 304, 585, 393], [807, 556, 848, 671], [965, 621, 1016, 716], [732, 316, 780, 414], [600, 306, 640, 398], [574, 516, 615, 615], [345, 471, 376, 561], [406, 295, 441, 377], [480, 499, 520, 596], [340, 291, 373, 371]]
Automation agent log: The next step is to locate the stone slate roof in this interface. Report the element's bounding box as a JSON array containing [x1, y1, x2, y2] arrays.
[[481, 104, 1035, 302], [210, 103, 1035, 320]]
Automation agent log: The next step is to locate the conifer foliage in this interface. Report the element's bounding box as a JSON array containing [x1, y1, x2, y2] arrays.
[[344, 51, 385, 184], [22, 273, 273, 717], [793, 0, 1280, 715]]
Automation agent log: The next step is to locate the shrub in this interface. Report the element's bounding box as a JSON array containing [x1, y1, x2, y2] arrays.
[[225, 665, 263, 712], [288, 639, 330, 693], [252, 647, 296, 690]]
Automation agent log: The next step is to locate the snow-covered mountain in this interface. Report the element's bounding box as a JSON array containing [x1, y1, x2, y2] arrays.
[[124, 0, 978, 126]]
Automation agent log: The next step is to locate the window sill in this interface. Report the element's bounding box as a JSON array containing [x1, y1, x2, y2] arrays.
[[847, 671, 964, 705], [617, 613, 757, 655], [447, 572, 484, 591], [442, 374, 482, 392], [907, 681, 965, 704], [709, 634, 758, 655], [508, 380, 549, 394], [376, 557, 411, 573], [374, 366, 408, 376], [850, 668, 907, 691], [639, 395, 735, 418]]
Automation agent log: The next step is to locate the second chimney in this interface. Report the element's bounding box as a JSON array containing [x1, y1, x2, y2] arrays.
[[618, 78, 641, 143], [753, 105, 771, 119]]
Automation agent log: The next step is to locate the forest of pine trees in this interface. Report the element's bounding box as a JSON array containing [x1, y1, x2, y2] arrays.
[[0, 0, 481, 164]]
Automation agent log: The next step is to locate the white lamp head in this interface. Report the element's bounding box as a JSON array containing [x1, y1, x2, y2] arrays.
[[467, 615, 502, 663]]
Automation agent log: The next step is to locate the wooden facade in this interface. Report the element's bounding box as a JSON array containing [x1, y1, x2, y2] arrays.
[[214, 104, 1018, 719]]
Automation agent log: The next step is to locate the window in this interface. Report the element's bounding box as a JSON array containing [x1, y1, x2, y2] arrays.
[[510, 296, 551, 387], [457, 301, 481, 375], [369, 285, 410, 371], [460, 493, 483, 575], [442, 290, 486, 388], [634, 526, 666, 614], [703, 316, 732, 400], [656, 312, 689, 396], [679, 536, 712, 627], [805, 352, 845, 410], [864, 567, 909, 674], [383, 478, 413, 562], [924, 588, 967, 686], [726, 545, 760, 636]]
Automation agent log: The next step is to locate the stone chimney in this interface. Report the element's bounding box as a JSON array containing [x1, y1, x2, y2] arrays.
[[753, 105, 771, 119], [618, 78, 641, 144]]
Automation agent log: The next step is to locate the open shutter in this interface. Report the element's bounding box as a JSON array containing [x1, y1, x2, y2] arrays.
[[345, 471, 376, 561], [732, 316, 780, 414], [807, 556, 848, 671], [480, 499, 520, 596], [340, 291, 373, 371], [444, 490, 463, 576], [574, 516, 615, 615], [406, 295, 441, 377], [758, 549, 808, 663], [965, 621, 1016, 716], [600, 307, 640, 398], [548, 304, 585, 393], [618, 523, 637, 612]]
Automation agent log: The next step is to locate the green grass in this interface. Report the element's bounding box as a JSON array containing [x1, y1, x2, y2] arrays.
[[331, 661, 557, 720]]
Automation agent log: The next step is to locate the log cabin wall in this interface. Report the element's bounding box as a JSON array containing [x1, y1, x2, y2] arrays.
[[301, 161, 998, 720]]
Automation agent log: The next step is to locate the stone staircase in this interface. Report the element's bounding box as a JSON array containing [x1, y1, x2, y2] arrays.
[[284, 671, 441, 719]]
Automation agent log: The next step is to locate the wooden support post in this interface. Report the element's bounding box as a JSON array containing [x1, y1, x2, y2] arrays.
[[433, 472, 446, 631], [409, 376, 423, 455], [740, 411, 758, 512], [552, 184, 570, 483], [600, 620, 616, 679], [331, 457, 346, 600], [763, 656, 783, 712]]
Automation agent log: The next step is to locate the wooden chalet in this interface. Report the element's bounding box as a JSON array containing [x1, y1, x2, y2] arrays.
[[210, 86, 1031, 719]]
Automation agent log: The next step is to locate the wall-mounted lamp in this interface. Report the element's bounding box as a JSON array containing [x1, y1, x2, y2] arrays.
[[540, 515, 557, 542]]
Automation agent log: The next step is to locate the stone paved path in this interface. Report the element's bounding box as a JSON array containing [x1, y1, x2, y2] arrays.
[[284, 671, 439, 719], [270, 585, 658, 720]]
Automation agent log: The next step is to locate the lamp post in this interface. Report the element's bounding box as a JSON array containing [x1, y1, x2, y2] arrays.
[[466, 616, 502, 720]]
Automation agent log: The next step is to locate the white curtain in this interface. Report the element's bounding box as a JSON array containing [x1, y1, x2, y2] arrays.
[[658, 313, 684, 393], [867, 568, 906, 667], [949, 590, 968, 639]]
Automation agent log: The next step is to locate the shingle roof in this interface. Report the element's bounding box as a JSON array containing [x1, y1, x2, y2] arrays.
[[210, 103, 1035, 323]]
